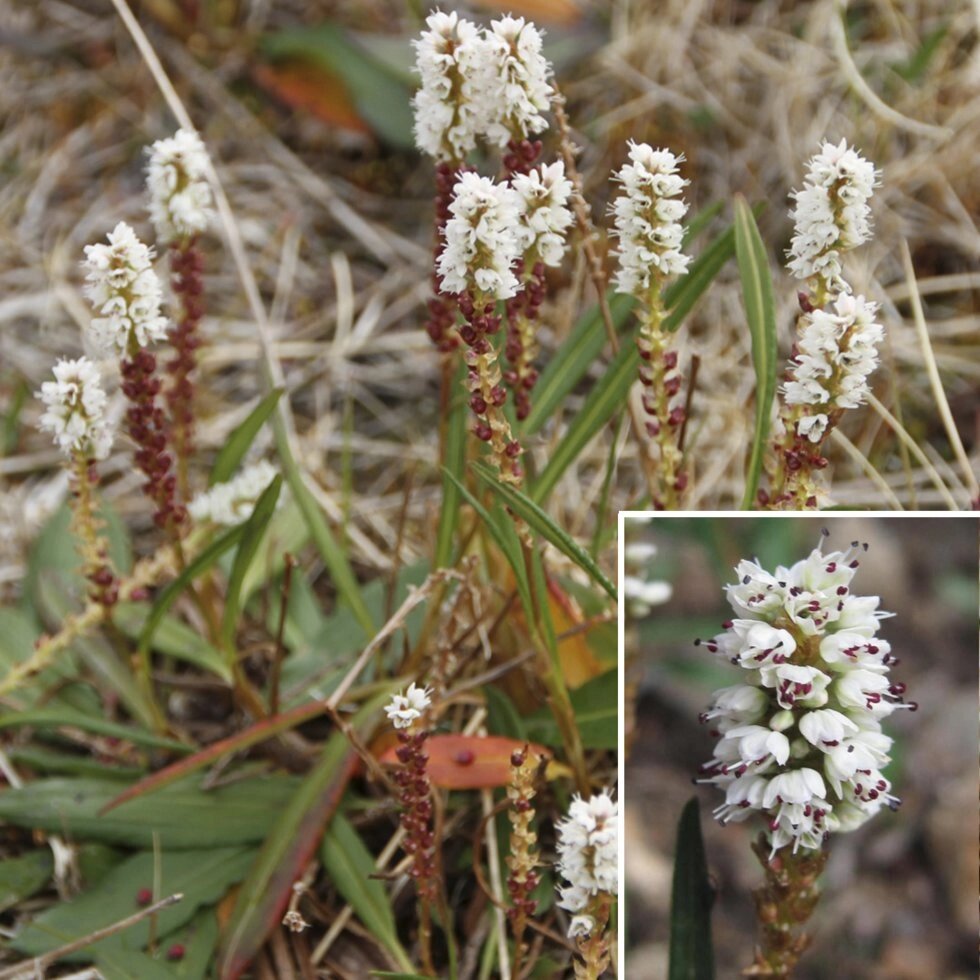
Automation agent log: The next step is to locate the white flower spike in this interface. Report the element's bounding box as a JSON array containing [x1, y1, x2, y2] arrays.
[[697, 535, 913, 857], [476, 16, 553, 148], [82, 222, 168, 355], [412, 11, 484, 161], [188, 461, 280, 526], [385, 682, 433, 730], [437, 172, 521, 300], [555, 790, 618, 934], [37, 357, 114, 461], [611, 142, 690, 300], [146, 128, 215, 244], [787, 139, 879, 291]]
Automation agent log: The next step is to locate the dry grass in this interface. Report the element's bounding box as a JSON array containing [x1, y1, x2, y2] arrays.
[[1, 1, 977, 593]]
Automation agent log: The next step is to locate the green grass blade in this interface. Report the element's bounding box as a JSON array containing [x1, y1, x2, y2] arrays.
[[531, 342, 638, 506], [209, 389, 284, 487], [663, 220, 738, 333], [0, 709, 189, 753], [138, 523, 249, 657], [321, 814, 413, 971], [441, 467, 534, 620], [734, 196, 778, 509], [221, 476, 283, 653], [472, 463, 616, 601], [522, 292, 634, 436], [285, 468, 376, 637], [669, 798, 715, 980], [435, 368, 468, 570], [218, 692, 391, 980]]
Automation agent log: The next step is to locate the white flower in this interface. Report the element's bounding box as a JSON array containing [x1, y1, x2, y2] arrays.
[[567, 914, 595, 939], [475, 16, 553, 148], [787, 138, 879, 288], [697, 536, 910, 855], [188, 460, 280, 526], [437, 172, 521, 299], [623, 575, 672, 615], [611, 142, 690, 299], [82, 222, 169, 354], [797, 413, 828, 443], [556, 791, 618, 901], [146, 128, 215, 243], [384, 682, 432, 729], [783, 293, 884, 422], [412, 11, 484, 160], [511, 161, 573, 268], [37, 357, 114, 461]]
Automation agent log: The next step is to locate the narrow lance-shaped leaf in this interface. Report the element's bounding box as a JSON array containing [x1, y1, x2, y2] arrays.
[[669, 797, 715, 980], [734, 196, 778, 510], [220, 476, 283, 653], [472, 463, 616, 601], [435, 365, 468, 570], [209, 388, 283, 487]]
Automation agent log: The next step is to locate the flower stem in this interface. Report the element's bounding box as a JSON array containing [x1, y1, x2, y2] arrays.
[[744, 835, 827, 978]]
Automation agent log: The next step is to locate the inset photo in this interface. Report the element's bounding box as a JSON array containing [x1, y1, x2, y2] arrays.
[[621, 515, 977, 980]]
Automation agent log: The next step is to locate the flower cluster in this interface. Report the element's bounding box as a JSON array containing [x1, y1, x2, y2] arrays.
[[611, 142, 690, 299], [438, 172, 522, 300], [476, 16, 552, 150], [412, 12, 552, 161], [146, 128, 215, 244], [555, 791, 619, 935], [385, 682, 433, 730], [412, 11, 485, 161], [511, 161, 573, 268], [786, 138, 879, 291], [187, 461, 279, 527], [82, 222, 168, 355], [696, 538, 913, 857], [783, 293, 884, 443], [37, 358, 113, 462]]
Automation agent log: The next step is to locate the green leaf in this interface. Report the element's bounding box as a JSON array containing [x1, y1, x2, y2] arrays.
[[531, 341, 637, 506], [221, 476, 283, 653], [473, 463, 615, 601], [209, 389, 284, 487], [219, 693, 390, 980], [5, 746, 143, 780], [113, 603, 231, 683], [522, 292, 635, 436], [138, 522, 248, 656], [0, 849, 53, 912], [440, 468, 533, 621], [524, 669, 617, 750], [0, 775, 298, 848], [483, 685, 526, 741], [435, 368, 468, 570], [12, 847, 253, 959], [321, 814, 412, 971], [669, 798, 715, 980], [285, 469, 376, 638], [662, 219, 738, 333], [734, 196, 778, 510], [0, 709, 188, 752], [260, 25, 414, 147], [892, 23, 948, 84]]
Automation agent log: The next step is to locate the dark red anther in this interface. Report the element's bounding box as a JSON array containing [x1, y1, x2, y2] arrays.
[[474, 424, 493, 442], [798, 291, 815, 313], [663, 350, 678, 370], [454, 750, 475, 766], [668, 406, 685, 427], [166, 944, 185, 962], [504, 441, 521, 458], [136, 888, 153, 907]]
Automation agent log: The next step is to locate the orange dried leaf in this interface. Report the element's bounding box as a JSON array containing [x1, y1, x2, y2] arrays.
[[379, 734, 552, 789], [251, 61, 370, 134], [472, 0, 583, 26]]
